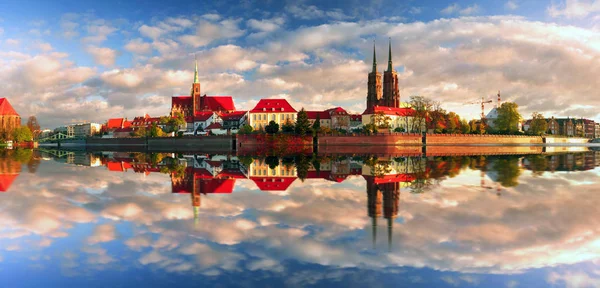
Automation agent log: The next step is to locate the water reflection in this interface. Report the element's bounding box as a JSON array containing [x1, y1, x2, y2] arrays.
[[1, 149, 600, 287]]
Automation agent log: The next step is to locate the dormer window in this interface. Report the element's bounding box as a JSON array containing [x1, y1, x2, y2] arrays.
[[280, 108, 284, 111]]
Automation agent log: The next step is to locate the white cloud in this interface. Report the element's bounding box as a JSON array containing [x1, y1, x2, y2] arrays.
[[441, 3, 460, 14], [5, 38, 19, 45], [179, 18, 245, 48], [0, 27, 3, 35], [34, 42, 53, 52], [86, 46, 118, 67], [82, 24, 117, 43], [139, 24, 165, 40], [125, 38, 152, 54], [460, 4, 481, 15], [247, 17, 285, 32], [87, 224, 118, 244], [548, 0, 600, 18], [286, 4, 351, 20], [505, 1, 519, 10]]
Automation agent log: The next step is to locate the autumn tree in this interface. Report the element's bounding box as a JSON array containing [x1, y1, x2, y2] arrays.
[[409, 96, 432, 133], [371, 111, 391, 129], [495, 102, 522, 134], [528, 112, 548, 136], [26, 116, 41, 138], [12, 126, 33, 142]]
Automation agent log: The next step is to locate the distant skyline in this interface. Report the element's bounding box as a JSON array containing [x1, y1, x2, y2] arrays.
[[0, 0, 599, 128]]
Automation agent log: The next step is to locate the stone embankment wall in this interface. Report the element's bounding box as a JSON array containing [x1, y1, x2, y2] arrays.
[[426, 134, 543, 145], [148, 136, 232, 152], [426, 145, 544, 156], [318, 133, 422, 146], [237, 134, 313, 155], [87, 138, 145, 146], [543, 137, 589, 144]]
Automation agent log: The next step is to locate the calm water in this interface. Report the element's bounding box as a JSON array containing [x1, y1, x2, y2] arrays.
[[1, 149, 600, 287]]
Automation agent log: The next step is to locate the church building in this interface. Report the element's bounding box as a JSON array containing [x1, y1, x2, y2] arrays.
[[0, 98, 21, 140], [171, 58, 236, 133], [366, 39, 400, 110]]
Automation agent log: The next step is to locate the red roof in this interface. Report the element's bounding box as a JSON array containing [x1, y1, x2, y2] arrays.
[[251, 177, 296, 191], [350, 114, 361, 121], [219, 111, 247, 121], [250, 99, 297, 113], [200, 96, 235, 112], [0, 98, 19, 116], [368, 174, 417, 184], [306, 111, 331, 120], [172, 96, 236, 112], [206, 122, 223, 130], [194, 112, 214, 122], [0, 174, 18, 192], [107, 161, 124, 172], [131, 115, 161, 127], [106, 118, 125, 129], [196, 179, 236, 193], [172, 96, 192, 107], [114, 127, 133, 133], [362, 106, 416, 117], [325, 107, 348, 116]]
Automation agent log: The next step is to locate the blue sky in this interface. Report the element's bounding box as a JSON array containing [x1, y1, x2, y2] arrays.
[[0, 0, 599, 128]]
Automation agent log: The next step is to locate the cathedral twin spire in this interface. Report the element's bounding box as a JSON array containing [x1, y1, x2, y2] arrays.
[[371, 38, 394, 73], [368, 38, 400, 109]]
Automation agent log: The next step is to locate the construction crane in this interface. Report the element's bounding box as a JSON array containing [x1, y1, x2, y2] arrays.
[[465, 97, 493, 119]]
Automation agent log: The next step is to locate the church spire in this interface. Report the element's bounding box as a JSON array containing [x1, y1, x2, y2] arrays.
[[372, 40, 377, 73], [387, 37, 393, 72], [193, 54, 199, 84]]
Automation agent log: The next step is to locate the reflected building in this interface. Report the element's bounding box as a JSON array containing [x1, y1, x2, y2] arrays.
[[248, 158, 297, 191], [0, 156, 21, 192]]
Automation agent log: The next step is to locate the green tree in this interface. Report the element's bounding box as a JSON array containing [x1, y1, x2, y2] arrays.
[[282, 119, 295, 133], [529, 112, 548, 136], [492, 156, 521, 187], [265, 120, 279, 134], [495, 102, 522, 134], [294, 154, 310, 181], [460, 119, 471, 134], [265, 156, 279, 169], [295, 108, 312, 136], [12, 127, 33, 142], [312, 114, 321, 132], [239, 124, 253, 134], [371, 111, 391, 129], [149, 123, 164, 137], [446, 112, 459, 133]]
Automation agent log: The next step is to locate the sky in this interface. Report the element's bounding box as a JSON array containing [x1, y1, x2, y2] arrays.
[[1, 0, 600, 128]]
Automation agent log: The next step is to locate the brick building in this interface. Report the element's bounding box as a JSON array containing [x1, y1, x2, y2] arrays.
[[366, 39, 400, 111], [171, 58, 236, 132], [0, 98, 21, 140]]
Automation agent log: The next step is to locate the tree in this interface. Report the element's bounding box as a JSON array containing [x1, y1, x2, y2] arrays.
[[529, 112, 548, 136], [446, 112, 459, 133], [149, 123, 164, 137], [371, 111, 391, 129], [495, 102, 522, 134], [265, 120, 279, 134], [460, 119, 471, 134], [12, 126, 33, 142], [265, 156, 279, 169], [26, 116, 41, 138], [312, 114, 321, 132], [239, 124, 253, 134], [133, 127, 148, 137], [409, 96, 433, 133], [295, 108, 312, 136], [282, 119, 295, 133]]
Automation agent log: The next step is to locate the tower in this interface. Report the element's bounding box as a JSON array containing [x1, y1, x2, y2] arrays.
[[191, 55, 202, 114], [367, 178, 383, 248], [367, 41, 382, 110], [382, 38, 400, 108]]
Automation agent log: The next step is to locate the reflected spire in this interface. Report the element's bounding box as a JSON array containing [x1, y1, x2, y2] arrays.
[[372, 217, 377, 249], [388, 217, 392, 252], [194, 206, 200, 225]]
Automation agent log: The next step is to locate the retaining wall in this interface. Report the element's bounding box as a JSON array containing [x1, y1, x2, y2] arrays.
[[86, 138, 146, 146], [426, 145, 543, 156], [425, 134, 543, 145], [318, 133, 422, 146], [543, 137, 589, 144], [237, 134, 313, 155], [148, 136, 232, 152]]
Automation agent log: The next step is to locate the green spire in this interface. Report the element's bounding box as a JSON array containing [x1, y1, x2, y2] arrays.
[[372, 40, 377, 73], [193, 55, 199, 84], [387, 37, 393, 72]]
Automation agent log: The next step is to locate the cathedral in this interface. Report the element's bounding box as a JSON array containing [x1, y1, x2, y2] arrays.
[[367, 39, 400, 109]]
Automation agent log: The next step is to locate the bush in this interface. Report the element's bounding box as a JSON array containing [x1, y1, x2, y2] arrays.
[[265, 121, 280, 134], [394, 127, 405, 133], [238, 124, 253, 134]]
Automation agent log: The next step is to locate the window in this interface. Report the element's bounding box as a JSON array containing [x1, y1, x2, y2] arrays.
[[253, 114, 256, 120], [272, 114, 276, 121]]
